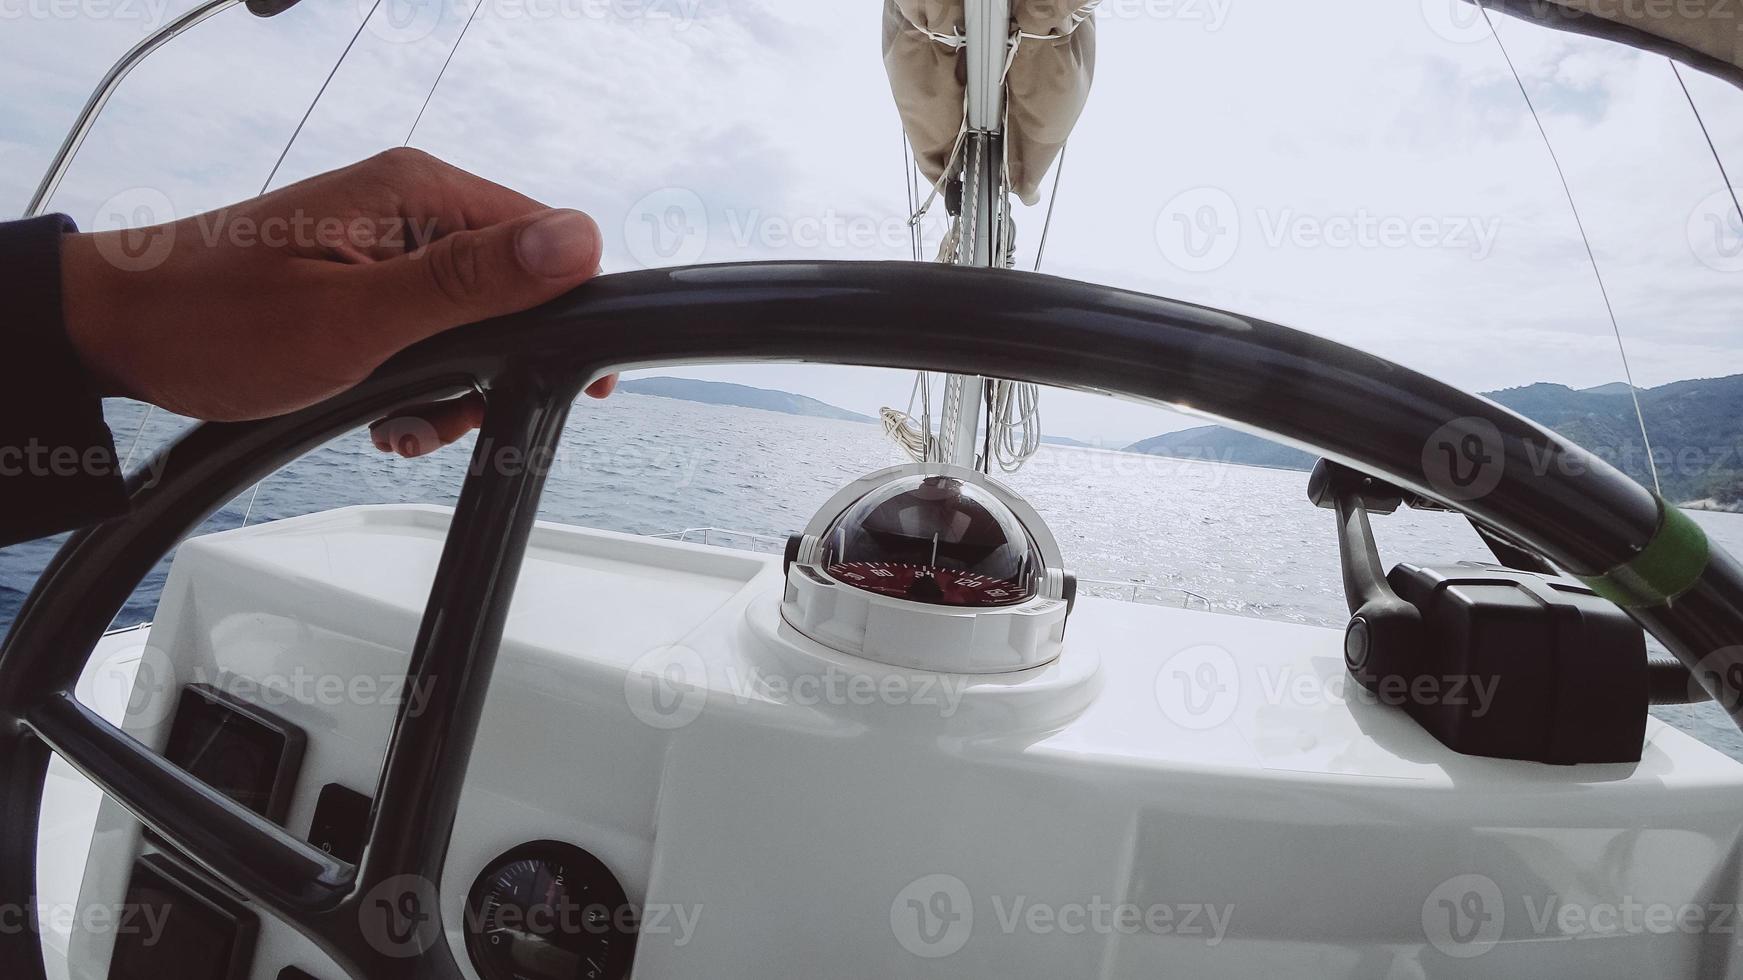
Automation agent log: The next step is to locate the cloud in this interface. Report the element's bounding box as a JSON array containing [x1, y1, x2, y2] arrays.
[[2, 0, 1740, 444]]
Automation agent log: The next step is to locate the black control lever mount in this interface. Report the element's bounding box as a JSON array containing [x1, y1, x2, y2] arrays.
[[1308, 459, 1701, 765]]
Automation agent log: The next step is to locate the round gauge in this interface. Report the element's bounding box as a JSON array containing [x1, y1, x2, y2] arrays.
[[826, 561, 1028, 607], [464, 841, 636, 980]]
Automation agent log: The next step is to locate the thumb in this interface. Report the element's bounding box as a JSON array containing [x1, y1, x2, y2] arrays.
[[360, 208, 603, 349]]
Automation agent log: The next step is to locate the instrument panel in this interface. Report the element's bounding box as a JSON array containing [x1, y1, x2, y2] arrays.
[[464, 840, 637, 980]]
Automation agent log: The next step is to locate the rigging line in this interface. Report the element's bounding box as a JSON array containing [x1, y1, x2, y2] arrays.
[[261, 0, 384, 196], [902, 130, 922, 262], [1033, 141, 1067, 271], [118, 405, 152, 470], [404, 0, 487, 146], [1475, 0, 1661, 495], [910, 148, 924, 260], [241, 482, 262, 526], [126, 0, 386, 486], [1670, 59, 1743, 231], [235, 0, 383, 529]]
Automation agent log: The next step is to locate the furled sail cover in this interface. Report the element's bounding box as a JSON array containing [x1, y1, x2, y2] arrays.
[[1479, 0, 1743, 88], [882, 0, 1096, 205]]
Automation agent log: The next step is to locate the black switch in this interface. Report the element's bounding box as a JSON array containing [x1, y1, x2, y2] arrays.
[[307, 783, 370, 863]]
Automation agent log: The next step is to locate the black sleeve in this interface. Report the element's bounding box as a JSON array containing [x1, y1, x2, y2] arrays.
[[0, 215, 128, 549]]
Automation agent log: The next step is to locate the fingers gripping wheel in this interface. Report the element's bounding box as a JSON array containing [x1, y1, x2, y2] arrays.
[[1, 262, 1742, 980]]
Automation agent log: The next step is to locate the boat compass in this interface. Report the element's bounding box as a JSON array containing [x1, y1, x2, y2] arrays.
[[782, 463, 1074, 674]]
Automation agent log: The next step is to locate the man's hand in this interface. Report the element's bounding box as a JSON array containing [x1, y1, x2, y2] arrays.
[[59, 148, 615, 458]]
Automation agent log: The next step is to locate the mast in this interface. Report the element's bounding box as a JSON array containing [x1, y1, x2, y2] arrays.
[[935, 0, 1012, 470]]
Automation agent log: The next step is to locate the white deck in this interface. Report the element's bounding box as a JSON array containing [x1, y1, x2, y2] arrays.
[[42, 505, 1743, 979]]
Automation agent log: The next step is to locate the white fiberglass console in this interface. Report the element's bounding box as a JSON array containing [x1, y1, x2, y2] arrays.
[[49, 504, 1743, 980]]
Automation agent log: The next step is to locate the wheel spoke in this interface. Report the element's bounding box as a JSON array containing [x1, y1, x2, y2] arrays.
[[28, 693, 354, 913], [350, 374, 573, 968]]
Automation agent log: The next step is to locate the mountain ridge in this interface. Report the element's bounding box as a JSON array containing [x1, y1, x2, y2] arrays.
[[1127, 374, 1743, 508], [619, 376, 874, 423]]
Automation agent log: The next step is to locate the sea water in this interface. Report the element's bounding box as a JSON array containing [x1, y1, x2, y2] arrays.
[[4, 394, 1741, 759]]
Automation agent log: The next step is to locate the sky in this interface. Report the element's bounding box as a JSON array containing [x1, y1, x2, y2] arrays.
[[2, 0, 1741, 446]]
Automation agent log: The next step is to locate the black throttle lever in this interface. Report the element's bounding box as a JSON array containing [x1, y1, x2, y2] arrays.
[[1306, 460, 1424, 686]]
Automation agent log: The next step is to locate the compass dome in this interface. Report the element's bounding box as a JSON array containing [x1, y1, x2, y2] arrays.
[[821, 474, 1041, 608], [781, 464, 1072, 674]]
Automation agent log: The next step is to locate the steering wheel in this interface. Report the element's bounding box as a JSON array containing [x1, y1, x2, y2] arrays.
[[2, 261, 1740, 979]]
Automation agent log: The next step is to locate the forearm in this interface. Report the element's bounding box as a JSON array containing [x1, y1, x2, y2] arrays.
[[0, 215, 127, 549]]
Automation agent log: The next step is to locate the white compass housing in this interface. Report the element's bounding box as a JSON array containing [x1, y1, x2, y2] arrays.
[[781, 463, 1073, 674]]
